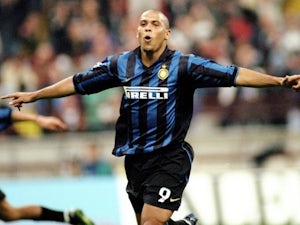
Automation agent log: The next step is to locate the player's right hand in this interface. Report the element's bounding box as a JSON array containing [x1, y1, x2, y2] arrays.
[[1, 92, 35, 109]]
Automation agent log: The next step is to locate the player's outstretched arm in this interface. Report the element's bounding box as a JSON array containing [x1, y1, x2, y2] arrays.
[[1, 77, 75, 109], [236, 67, 300, 91]]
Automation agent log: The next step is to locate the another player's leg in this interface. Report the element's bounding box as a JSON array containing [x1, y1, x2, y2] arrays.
[[0, 198, 43, 221], [34, 207, 96, 225], [0, 197, 94, 225], [67, 209, 95, 225]]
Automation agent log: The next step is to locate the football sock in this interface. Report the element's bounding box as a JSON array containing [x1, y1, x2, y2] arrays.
[[36, 207, 65, 222], [166, 219, 188, 225]]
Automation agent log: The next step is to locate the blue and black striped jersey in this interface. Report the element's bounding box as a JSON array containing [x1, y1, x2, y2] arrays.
[[0, 106, 12, 131], [73, 47, 239, 156]]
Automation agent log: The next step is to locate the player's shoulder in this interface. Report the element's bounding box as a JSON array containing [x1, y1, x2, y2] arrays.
[[173, 50, 198, 61], [105, 50, 133, 63]]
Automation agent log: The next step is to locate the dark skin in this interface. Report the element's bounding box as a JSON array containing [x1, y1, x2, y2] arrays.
[[0, 200, 43, 222]]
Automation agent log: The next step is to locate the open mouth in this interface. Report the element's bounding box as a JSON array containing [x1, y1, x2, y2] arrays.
[[144, 36, 152, 42]]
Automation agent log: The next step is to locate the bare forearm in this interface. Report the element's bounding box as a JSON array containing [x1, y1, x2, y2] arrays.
[[11, 110, 37, 122], [11, 111, 66, 131], [1, 76, 76, 108], [33, 77, 75, 101], [236, 67, 283, 87], [12, 112, 43, 125]]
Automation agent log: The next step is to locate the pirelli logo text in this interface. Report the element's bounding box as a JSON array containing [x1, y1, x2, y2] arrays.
[[123, 86, 169, 100]]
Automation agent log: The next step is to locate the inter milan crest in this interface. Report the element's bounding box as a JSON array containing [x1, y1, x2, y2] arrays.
[[158, 64, 169, 80]]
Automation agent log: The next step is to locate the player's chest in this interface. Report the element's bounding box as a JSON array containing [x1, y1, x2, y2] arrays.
[[121, 63, 179, 100]]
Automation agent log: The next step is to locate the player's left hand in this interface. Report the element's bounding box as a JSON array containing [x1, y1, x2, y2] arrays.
[[282, 75, 300, 91]]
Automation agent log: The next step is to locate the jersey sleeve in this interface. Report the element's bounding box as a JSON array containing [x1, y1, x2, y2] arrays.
[[73, 56, 121, 95], [188, 55, 239, 88], [0, 107, 12, 131]]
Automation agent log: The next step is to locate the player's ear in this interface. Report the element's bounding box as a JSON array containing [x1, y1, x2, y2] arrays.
[[165, 29, 171, 40]]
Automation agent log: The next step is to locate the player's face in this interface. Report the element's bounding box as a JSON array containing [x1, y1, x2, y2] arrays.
[[137, 11, 170, 53]]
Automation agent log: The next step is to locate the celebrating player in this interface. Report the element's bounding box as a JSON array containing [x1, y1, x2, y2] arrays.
[[2, 9, 300, 225]]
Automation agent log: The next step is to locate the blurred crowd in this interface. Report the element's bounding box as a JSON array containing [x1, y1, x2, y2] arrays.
[[0, 0, 300, 135], [60, 142, 115, 177]]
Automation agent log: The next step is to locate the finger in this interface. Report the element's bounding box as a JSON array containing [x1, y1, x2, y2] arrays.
[[0, 94, 17, 99], [56, 124, 67, 132], [58, 122, 67, 131], [292, 83, 300, 91], [9, 101, 22, 108]]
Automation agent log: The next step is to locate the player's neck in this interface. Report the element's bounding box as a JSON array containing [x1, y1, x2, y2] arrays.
[[141, 46, 166, 67]]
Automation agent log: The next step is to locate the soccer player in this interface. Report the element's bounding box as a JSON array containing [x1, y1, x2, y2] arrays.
[[2, 9, 300, 225], [0, 106, 95, 225]]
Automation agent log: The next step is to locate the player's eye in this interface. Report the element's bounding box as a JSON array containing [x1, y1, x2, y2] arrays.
[[153, 22, 160, 26], [140, 21, 147, 26]]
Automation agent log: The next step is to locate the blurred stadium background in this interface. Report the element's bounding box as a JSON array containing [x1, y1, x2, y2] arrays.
[[1, 0, 300, 225]]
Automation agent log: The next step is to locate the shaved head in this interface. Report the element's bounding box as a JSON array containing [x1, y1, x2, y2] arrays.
[[140, 10, 170, 29], [137, 9, 171, 66]]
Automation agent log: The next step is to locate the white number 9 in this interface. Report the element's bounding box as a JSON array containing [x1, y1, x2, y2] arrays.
[[158, 187, 171, 203]]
